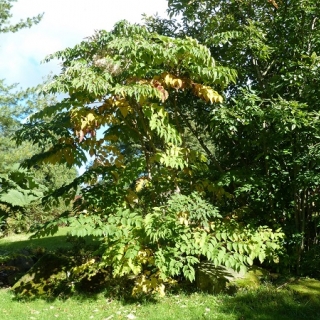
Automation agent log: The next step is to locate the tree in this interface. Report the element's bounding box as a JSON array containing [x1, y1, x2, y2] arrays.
[[17, 21, 283, 294], [0, 0, 42, 34], [0, 0, 43, 232], [143, 0, 320, 274], [0, 82, 37, 172], [0, 1, 76, 234], [0, 0, 43, 172]]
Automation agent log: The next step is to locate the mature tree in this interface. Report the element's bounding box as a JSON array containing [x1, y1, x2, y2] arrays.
[[0, 83, 36, 172], [17, 21, 283, 294], [142, 0, 320, 274]]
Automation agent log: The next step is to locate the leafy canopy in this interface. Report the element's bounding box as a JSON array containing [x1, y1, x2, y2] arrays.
[[155, 0, 320, 274], [17, 20, 283, 294]]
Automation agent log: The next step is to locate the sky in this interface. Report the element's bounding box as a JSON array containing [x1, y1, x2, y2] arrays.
[[0, 0, 169, 174], [0, 0, 169, 88]]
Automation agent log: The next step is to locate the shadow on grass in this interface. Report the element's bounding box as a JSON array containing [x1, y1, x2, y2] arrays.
[[8, 273, 320, 320], [217, 285, 320, 320], [288, 278, 320, 299], [0, 235, 73, 252], [12, 260, 158, 305], [0, 229, 100, 253]]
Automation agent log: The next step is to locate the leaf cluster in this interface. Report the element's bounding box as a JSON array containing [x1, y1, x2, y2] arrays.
[[59, 192, 283, 295], [0, 0, 42, 34]]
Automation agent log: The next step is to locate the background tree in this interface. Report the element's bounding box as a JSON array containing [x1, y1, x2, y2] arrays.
[[143, 0, 320, 274], [0, 0, 42, 33], [0, 0, 77, 235], [0, 0, 42, 173]]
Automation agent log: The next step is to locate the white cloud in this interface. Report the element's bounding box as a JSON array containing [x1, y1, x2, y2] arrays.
[[0, 0, 168, 87]]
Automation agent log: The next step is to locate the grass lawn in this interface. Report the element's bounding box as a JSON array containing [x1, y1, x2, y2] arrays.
[[0, 285, 320, 320], [1, 230, 320, 320], [0, 227, 72, 252], [0, 227, 99, 252]]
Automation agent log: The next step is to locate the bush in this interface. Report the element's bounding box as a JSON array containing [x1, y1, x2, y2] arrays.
[[64, 192, 284, 296]]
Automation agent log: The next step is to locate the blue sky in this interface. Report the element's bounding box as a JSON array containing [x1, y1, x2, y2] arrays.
[[0, 0, 168, 88], [0, 0, 169, 175]]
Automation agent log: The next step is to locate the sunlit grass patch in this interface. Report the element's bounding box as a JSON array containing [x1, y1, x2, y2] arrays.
[[0, 227, 72, 252], [2, 284, 320, 320], [288, 278, 320, 302], [1, 230, 320, 320], [219, 284, 320, 320], [0, 289, 127, 320]]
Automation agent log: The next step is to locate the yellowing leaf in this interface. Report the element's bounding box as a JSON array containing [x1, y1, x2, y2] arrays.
[[80, 120, 87, 130], [78, 129, 85, 142], [115, 99, 128, 107], [163, 73, 175, 86], [119, 106, 129, 118], [192, 83, 223, 103], [178, 212, 189, 226], [156, 85, 169, 102], [206, 88, 223, 103], [135, 177, 149, 192], [171, 78, 183, 89], [86, 112, 96, 122]]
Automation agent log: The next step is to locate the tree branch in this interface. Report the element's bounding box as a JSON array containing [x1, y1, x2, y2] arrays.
[[178, 111, 224, 173]]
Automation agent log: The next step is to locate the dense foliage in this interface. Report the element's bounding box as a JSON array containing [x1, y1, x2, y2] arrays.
[[3, 0, 319, 296], [151, 0, 320, 274], [16, 20, 284, 294]]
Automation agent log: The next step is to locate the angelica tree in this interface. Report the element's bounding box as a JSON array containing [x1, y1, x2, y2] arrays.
[[17, 21, 283, 294]]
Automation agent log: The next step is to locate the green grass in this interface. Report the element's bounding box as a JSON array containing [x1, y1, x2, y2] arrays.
[[0, 228, 72, 252], [0, 285, 320, 320], [1, 230, 320, 319], [288, 278, 320, 301], [0, 227, 99, 252]]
